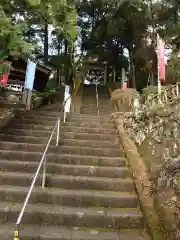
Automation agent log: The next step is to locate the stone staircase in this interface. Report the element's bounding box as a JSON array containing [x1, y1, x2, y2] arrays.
[[80, 85, 114, 115], [0, 87, 150, 239], [80, 85, 98, 114]]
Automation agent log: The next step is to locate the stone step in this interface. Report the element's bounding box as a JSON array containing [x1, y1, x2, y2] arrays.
[[13, 118, 58, 125], [15, 114, 61, 122], [0, 224, 150, 240], [80, 103, 96, 105], [0, 160, 130, 178], [98, 109, 113, 112], [68, 115, 112, 122], [68, 114, 114, 122], [80, 111, 102, 114], [1, 128, 58, 137], [0, 185, 138, 208], [6, 124, 116, 135], [8, 123, 55, 131], [12, 118, 115, 129], [60, 132, 116, 141], [0, 141, 55, 153], [80, 107, 99, 110], [58, 145, 124, 157], [24, 111, 111, 120], [81, 104, 112, 109], [0, 102, 25, 109], [24, 110, 62, 117], [21, 114, 113, 123], [61, 126, 116, 135], [80, 109, 112, 113], [82, 99, 110, 102], [0, 150, 126, 167], [80, 106, 97, 108], [0, 134, 120, 148], [0, 130, 116, 141], [0, 202, 143, 229], [59, 139, 120, 149], [0, 141, 124, 157], [0, 172, 134, 192], [0, 134, 56, 145], [81, 112, 112, 116], [15, 114, 113, 125]]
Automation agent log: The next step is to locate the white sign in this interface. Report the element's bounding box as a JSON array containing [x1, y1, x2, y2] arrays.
[[64, 85, 71, 113], [64, 93, 71, 113]]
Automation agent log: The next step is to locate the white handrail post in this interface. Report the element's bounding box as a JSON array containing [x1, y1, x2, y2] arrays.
[[172, 86, 175, 96], [176, 83, 179, 97], [95, 83, 99, 115], [42, 154, 47, 189], [56, 118, 60, 146], [64, 111, 66, 123]]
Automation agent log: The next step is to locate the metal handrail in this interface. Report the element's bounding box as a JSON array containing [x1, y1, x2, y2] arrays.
[[14, 89, 73, 239], [95, 82, 100, 115], [14, 118, 60, 239]]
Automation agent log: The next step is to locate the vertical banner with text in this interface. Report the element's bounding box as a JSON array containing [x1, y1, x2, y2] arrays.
[[64, 85, 71, 113], [157, 35, 166, 82], [157, 34, 165, 95], [24, 60, 37, 90]]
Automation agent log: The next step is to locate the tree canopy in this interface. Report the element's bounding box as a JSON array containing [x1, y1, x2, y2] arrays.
[[0, 0, 179, 87]]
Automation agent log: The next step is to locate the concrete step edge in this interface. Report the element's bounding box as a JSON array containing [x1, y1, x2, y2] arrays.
[[0, 201, 142, 217], [0, 150, 127, 167], [0, 185, 137, 199], [0, 171, 133, 182], [0, 150, 126, 161], [2, 129, 117, 138], [0, 160, 130, 178], [0, 224, 150, 240], [9, 124, 116, 131], [0, 171, 134, 191], [0, 133, 117, 142]]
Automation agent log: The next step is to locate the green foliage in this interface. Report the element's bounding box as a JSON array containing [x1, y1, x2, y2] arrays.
[[32, 88, 56, 102], [63, 7, 77, 45], [46, 78, 57, 90], [0, 63, 11, 75], [0, 8, 33, 60], [78, 0, 152, 87], [1, 0, 179, 90], [166, 54, 180, 84], [142, 85, 170, 100], [155, 0, 180, 51], [26, 0, 41, 6], [142, 86, 159, 97]]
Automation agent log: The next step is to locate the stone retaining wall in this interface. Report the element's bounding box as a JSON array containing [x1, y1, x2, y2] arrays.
[[0, 109, 15, 131], [0, 96, 44, 131], [111, 98, 180, 240]]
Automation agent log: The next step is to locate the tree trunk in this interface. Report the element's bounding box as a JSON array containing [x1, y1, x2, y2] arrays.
[[150, 0, 155, 85], [56, 37, 61, 86], [104, 63, 107, 85], [56, 69, 60, 86], [129, 46, 136, 88], [44, 21, 48, 65], [64, 39, 69, 85]]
